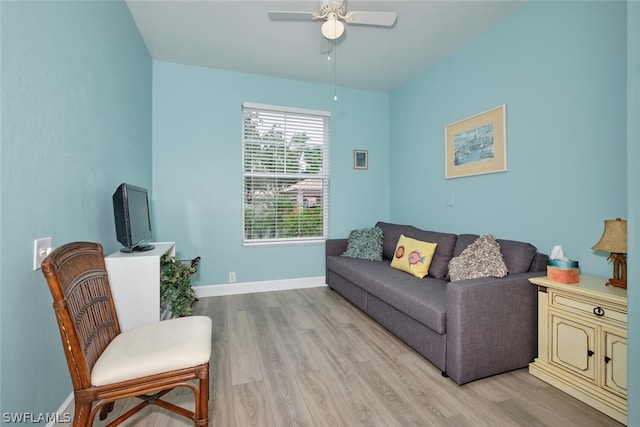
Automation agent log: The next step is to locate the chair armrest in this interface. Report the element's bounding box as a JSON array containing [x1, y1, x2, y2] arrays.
[[445, 272, 541, 384], [326, 238, 348, 257]]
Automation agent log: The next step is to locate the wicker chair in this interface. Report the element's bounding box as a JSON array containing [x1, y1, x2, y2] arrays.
[[41, 241, 211, 426]]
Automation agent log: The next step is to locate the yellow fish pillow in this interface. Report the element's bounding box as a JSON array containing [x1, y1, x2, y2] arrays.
[[390, 234, 437, 278]]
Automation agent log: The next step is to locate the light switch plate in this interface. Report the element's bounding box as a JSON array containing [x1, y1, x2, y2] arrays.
[[446, 192, 455, 207], [33, 237, 53, 270]]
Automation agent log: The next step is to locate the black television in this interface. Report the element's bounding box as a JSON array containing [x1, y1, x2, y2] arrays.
[[112, 183, 154, 253]]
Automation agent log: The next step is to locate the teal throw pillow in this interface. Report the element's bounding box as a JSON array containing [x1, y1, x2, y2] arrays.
[[341, 227, 384, 261]]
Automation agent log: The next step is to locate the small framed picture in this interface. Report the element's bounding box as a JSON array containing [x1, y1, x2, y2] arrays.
[[354, 150, 368, 170]]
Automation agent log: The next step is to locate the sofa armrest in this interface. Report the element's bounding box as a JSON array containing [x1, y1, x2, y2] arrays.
[[325, 238, 348, 286], [445, 272, 542, 385], [529, 252, 549, 272], [326, 238, 349, 257]]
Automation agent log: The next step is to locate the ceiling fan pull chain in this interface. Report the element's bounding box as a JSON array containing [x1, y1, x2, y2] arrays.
[[333, 40, 338, 101]]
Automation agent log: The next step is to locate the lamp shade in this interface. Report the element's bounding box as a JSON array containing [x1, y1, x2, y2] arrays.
[[592, 218, 627, 253]]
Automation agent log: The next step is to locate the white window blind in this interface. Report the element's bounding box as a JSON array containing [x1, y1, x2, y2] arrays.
[[242, 102, 330, 245]]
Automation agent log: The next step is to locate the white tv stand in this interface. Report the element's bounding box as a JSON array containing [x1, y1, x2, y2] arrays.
[[105, 242, 175, 332]]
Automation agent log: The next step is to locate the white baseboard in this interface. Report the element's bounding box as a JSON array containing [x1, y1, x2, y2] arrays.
[[47, 392, 73, 427], [193, 276, 327, 298], [51, 277, 326, 422]]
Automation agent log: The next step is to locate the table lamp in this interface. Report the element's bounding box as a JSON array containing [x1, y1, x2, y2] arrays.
[[591, 218, 627, 289]]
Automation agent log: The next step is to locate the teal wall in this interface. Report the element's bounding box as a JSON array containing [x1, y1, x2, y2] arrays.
[[0, 0, 4, 412], [0, 0, 4, 413], [152, 62, 390, 285], [389, 1, 638, 421], [389, 1, 627, 279], [626, 1, 639, 424], [0, 0, 151, 419]]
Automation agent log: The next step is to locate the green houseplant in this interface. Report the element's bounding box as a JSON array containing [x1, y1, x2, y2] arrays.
[[160, 253, 198, 317]]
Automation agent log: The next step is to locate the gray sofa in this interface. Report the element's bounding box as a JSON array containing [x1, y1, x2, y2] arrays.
[[325, 221, 548, 385]]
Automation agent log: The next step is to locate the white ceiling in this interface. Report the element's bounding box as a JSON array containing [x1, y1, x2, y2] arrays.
[[126, 0, 527, 93]]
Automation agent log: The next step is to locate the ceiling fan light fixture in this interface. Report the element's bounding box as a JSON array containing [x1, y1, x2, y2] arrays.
[[321, 16, 344, 40]]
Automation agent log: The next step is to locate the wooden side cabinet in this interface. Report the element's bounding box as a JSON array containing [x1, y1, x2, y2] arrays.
[[105, 242, 175, 332], [529, 275, 627, 425]]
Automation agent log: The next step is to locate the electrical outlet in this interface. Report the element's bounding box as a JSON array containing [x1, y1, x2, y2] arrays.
[[33, 237, 53, 271], [228, 272, 236, 283]]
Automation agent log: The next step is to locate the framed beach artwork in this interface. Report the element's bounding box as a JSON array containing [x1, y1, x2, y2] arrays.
[[354, 150, 368, 170], [445, 105, 507, 179]]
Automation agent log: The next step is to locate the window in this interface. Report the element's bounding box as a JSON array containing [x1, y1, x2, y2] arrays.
[[242, 102, 330, 245]]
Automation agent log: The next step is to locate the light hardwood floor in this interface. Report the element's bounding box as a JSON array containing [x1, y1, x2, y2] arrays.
[[93, 286, 624, 426]]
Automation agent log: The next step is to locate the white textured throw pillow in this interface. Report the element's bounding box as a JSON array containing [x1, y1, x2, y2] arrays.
[[448, 234, 508, 282]]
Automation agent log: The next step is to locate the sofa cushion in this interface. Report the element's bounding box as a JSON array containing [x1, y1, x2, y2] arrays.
[[448, 235, 508, 281], [496, 238, 537, 274], [453, 234, 537, 274], [375, 221, 412, 260], [375, 222, 457, 279], [381, 278, 448, 334], [327, 256, 394, 297], [327, 255, 448, 333], [407, 226, 457, 279], [390, 234, 437, 278], [341, 227, 383, 261], [453, 234, 480, 257]]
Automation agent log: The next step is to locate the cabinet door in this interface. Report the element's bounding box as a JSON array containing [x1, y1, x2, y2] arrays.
[[603, 331, 627, 398], [550, 312, 596, 382]]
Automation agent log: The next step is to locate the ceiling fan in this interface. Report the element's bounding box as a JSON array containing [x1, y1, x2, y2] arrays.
[[268, 1, 397, 40]]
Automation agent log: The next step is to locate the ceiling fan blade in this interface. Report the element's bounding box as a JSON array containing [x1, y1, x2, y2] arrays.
[[346, 11, 397, 26], [268, 11, 316, 21]]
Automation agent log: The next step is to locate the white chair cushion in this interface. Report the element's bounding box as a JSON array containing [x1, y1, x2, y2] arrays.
[[91, 316, 212, 386]]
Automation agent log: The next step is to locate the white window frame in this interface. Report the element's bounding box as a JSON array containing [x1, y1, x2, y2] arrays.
[[242, 102, 330, 246]]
